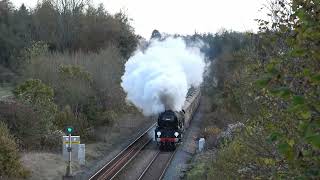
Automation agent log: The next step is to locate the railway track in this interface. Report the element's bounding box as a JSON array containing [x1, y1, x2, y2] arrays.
[[138, 150, 176, 180], [89, 124, 156, 180]]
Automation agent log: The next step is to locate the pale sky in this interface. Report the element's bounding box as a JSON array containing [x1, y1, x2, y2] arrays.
[[11, 0, 267, 38]]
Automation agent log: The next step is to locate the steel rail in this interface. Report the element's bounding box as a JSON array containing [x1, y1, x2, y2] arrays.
[[158, 150, 176, 180], [89, 123, 156, 180], [137, 150, 161, 180], [137, 149, 176, 180], [108, 139, 152, 180]]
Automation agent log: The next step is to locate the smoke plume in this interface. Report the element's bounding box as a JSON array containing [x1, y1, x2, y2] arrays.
[[121, 37, 205, 116]]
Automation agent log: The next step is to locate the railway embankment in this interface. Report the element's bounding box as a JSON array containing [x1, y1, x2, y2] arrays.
[[19, 114, 155, 180], [182, 96, 244, 179]]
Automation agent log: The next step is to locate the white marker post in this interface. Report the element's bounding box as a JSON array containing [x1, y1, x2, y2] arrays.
[[78, 144, 85, 165], [198, 138, 205, 152]]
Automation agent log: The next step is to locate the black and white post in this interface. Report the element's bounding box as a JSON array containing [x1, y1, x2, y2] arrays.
[[66, 133, 72, 176], [64, 126, 74, 178]]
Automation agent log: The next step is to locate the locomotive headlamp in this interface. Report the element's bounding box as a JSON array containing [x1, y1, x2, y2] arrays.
[[174, 132, 179, 137], [157, 131, 161, 136]]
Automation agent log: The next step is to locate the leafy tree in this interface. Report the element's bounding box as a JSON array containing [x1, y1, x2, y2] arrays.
[[253, 0, 320, 177]]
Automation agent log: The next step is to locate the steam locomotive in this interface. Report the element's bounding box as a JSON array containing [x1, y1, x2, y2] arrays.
[[154, 88, 201, 150]]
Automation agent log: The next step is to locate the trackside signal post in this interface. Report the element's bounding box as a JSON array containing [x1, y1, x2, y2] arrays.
[[64, 126, 74, 179]]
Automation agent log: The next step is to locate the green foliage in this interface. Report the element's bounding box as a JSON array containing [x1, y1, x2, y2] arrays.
[[0, 121, 29, 178], [13, 79, 57, 134], [189, 0, 320, 179], [186, 163, 207, 180], [59, 65, 92, 82], [208, 129, 280, 179], [253, 0, 320, 177], [24, 41, 49, 60], [14, 79, 54, 105]]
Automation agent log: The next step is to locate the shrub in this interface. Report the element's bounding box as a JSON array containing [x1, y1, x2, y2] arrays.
[[208, 128, 278, 179], [40, 130, 64, 152], [0, 79, 59, 150], [14, 79, 57, 134], [0, 101, 43, 150], [57, 64, 93, 110], [55, 105, 116, 139], [0, 121, 29, 179], [96, 110, 117, 126], [54, 105, 92, 139], [186, 163, 207, 180]]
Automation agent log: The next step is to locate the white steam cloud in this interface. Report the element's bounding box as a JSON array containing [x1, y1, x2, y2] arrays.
[[121, 37, 205, 116]]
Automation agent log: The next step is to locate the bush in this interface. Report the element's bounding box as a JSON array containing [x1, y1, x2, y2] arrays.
[[0, 79, 59, 150], [0, 121, 29, 179], [55, 105, 116, 139], [208, 127, 278, 179], [0, 102, 43, 150], [187, 163, 207, 180], [14, 79, 57, 134], [40, 130, 64, 152], [54, 105, 92, 139]]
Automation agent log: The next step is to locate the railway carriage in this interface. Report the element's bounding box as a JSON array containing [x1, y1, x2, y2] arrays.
[[155, 87, 201, 150]]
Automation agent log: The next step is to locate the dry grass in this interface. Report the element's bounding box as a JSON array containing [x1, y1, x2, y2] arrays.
[[21, 152, 80, 180]]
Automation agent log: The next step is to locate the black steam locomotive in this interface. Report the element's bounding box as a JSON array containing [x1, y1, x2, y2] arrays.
[[155, 88, 201, 149]]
